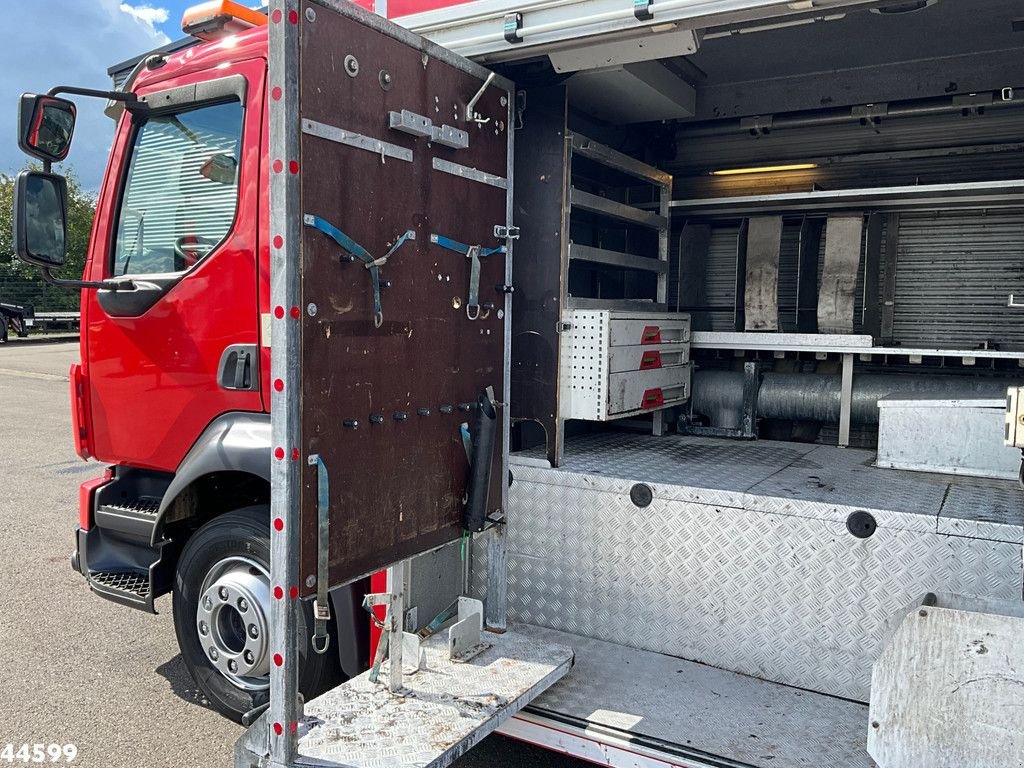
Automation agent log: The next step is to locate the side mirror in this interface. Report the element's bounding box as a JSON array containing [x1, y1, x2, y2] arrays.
[[18, 94, 77, 163], [12, 170, 68, 269]]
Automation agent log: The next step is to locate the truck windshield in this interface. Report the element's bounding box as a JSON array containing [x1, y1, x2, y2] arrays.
[[111, 100, 243, 276]]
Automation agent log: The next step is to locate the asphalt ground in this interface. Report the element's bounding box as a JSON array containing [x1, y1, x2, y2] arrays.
[[0, 342, 585, 768]]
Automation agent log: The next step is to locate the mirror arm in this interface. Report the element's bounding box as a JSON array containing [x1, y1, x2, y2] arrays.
[[46, 86, 147, 115], [41, 268, 136, 292]]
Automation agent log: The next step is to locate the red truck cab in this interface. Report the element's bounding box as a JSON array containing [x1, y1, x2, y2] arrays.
[[18, 3, 368, 723]]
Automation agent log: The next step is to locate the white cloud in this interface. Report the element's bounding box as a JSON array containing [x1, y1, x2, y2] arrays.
[[1, 1, 175, 191], [119, 3, 171, 35]]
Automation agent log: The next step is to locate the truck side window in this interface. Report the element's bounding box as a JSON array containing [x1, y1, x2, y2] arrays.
[[111, 100, 243, 276]]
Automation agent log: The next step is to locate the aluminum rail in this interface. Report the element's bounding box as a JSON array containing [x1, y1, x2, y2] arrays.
[[396, 0, 878, 61], [690, 331, 1024, 361], [668, 180, 1024, 217]]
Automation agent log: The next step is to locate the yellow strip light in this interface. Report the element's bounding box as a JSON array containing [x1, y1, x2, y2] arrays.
[[711, 163, 818, 176]]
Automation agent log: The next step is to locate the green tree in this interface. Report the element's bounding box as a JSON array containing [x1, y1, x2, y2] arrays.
[[0, 165, 96, 312]]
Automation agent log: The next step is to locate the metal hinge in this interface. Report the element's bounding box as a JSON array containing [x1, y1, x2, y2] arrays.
[[494, 225, 521, 240]]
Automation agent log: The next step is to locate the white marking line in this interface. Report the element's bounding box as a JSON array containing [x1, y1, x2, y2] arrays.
[[0, 368, 69, 382]]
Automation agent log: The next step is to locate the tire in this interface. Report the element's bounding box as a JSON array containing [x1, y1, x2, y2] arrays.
[[172, 505, 339, 722]]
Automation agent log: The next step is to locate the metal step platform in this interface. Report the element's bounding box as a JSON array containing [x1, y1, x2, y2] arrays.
[[87, 569, 151, 607], [94, 497, 161, 540], [295, 626, 573, 768]]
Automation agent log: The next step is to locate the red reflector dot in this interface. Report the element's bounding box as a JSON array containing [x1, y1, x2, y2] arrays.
[[290, 586, 299, 599], [272, 159, 283, 173], [291, 448, 300, 461], [274, 305, 285, 319], [273, 517, 284, 530], [290, 721, 298, 735], [288, 9, 299, 23], [290, 306, 301, 319], [270, 9, 282, 23], [274, 378, 284, 392], [288, 160, 299, 175], [274, 586, 284, 599], [273, 653, 283, 667], [273, 722, 283, 736], [271, 86, 282, 101], [273, 235, 284, 249], [274, 447, 285, 460]]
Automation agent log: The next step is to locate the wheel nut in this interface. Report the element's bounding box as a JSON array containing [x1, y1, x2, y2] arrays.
[[244, 650, 255, 665], [209, 648, 219, 661], [198, 621, 209, 636], [248, 624, 259, 639], [203, 596, 213, 611], [228, 660, 238, 673], [237, 597, 249, 612], [218, 586, 229, 601]]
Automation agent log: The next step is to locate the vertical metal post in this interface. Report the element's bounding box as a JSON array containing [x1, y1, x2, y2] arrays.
[[652, 174, 671, 438], [839, 353, 854, 448], [485, 525, 508, 631], [485, 80, 517, 629], [268, 0, 302, 764], [387, 560, 408, 692], [862, 213, 884, 339]]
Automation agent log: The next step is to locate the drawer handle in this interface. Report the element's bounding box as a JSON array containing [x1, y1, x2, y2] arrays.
[[641, 388, 665, 409], [640, 351, 662, 370], [641, 325, 662, 344]]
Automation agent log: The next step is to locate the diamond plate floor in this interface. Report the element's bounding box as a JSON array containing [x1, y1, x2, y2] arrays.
[[516, 433, 1024, 541], [520, 625, 875, 768]]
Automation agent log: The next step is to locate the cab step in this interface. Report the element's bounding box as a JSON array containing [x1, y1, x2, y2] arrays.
[[86, 569, 154, 612], [94, 497, 161, 541]]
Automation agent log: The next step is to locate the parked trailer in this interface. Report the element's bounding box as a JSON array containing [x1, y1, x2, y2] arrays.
[[0, 300, 32, 342], [9, 0, 1024, 767], [32, 311, 80, 333]]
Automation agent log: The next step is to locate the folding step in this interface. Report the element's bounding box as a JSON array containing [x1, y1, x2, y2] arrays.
[[86, 569, 153, 612], [94, 497, 161, 541], [294, 626, 574, 768]]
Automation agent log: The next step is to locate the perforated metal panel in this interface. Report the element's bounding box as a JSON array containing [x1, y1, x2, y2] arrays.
[[565, 310, 608, 420]]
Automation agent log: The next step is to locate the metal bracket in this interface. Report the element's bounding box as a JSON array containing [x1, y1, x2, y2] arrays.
[[494, 225, 520, 240], [739, 114, 774, 136], [466, 71, 496, 123], [388, 109, 433, 138], [852, 102, 888, 129], [448, 597, 490, 662], [308, 454, 331, 654], [502, 12, 523, 44], [304, 214, 415, 328], [633, 0, 654, 20]]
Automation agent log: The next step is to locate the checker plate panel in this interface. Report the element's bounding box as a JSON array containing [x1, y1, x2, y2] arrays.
[[483, 435, 1024, 701]]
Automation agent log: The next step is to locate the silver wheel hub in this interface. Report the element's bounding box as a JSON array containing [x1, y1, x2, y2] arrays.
[[196, 556, 271, 691]]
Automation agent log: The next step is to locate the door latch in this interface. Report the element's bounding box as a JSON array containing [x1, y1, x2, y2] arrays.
[[217, 344, 258, 391]]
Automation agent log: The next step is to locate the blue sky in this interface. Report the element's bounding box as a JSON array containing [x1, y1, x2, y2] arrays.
[[3, 1, 203, 191]]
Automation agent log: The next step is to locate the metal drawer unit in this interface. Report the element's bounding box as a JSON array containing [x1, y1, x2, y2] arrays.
[[563, 310, 691, 421]]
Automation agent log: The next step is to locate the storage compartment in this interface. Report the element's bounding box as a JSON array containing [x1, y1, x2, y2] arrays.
[[562, 309, 691, 421]]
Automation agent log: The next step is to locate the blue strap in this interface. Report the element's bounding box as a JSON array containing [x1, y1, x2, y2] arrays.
[[430, 234, 505, 258], [306, 214, 374, 264]]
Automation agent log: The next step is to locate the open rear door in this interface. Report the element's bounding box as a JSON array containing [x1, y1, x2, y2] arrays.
[[261, 2, 526, 763], [276, 0, 514, 595]]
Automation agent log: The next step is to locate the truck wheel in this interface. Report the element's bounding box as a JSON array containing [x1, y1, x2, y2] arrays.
[[172, 505, 339, 722]]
